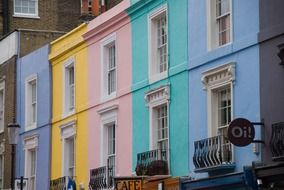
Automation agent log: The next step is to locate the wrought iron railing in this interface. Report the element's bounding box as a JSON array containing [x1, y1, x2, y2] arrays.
[[270, 122, 284, 161], [50, 176, 67, 190], [135, 149, 169, 176], [89, 158, 115, 190], [193, 135, 233, 171]]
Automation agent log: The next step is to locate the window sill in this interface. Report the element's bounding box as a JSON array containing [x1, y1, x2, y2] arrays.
[[100, 92, 116, 103], [208, 42, 232, 52], [13, 14, 40, 19], [149, 71, 167, 84], [25, 124, 37, 131], [62, 110, 75, 119]]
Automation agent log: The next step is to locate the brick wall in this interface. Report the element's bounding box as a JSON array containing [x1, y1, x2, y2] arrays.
[[0, 0, 81, 38], [0, 56, 16, 190], [19, 30, 65, 57]]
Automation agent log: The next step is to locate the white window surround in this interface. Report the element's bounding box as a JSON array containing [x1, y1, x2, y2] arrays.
[[148, 4, 168, 84], [62, 57, 75, 117], [145, 85, 170, 150], [0, 82, 5, 133], [13, 0, 39, 18], [207, 0, 233, 50], [100, 33, 117, 101], [60, 121, 76, 177], [201, 62, 235, 136], [98, 106, 118, 168], [25, 74, 37, 131], [23, 135, 38, 190]]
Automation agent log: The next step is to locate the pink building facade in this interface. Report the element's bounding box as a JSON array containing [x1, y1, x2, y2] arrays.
[[83, 1, 132, 187]]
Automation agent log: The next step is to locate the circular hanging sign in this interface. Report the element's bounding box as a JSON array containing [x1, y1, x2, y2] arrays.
[[228, 118, 255, 147]]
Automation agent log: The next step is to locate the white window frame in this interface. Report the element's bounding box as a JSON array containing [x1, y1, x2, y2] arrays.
[[13, 0, 39, 18], [148, 5, 168, 84], [202, 63, 235, 161], [0, 142, 4, 189], [63, 58, 75, 117], [145, 86, 170, 164], [0, 82, 5, 133], [207, 0, 232, 50], [23, 135, 38, 190], [98, 107, 117, 168], [60, 121, 76, 178], [100, 33, 117, 101], [25, 75, 37, 131]]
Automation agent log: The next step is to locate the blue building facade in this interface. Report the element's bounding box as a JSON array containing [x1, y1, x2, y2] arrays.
[[185, 0, 261, 189], [15, 45, 51, 190], [128, 0, 189, 176]]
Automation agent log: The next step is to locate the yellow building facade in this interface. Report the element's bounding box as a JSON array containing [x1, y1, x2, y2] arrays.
[[49, 24, 89, 189]]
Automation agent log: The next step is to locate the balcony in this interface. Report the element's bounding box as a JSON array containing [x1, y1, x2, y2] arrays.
[[50, 176, 68, 190], [135, 149, 169, 176], [89, 158, 115, 190], [193, 135, 235, 173], [270, 122, 284, 161]]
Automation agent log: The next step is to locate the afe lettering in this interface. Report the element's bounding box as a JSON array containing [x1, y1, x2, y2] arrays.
[[115, 180, 142, 190]]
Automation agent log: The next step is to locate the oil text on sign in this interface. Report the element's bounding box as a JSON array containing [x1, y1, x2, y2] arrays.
[[228, 118, 255, 147]]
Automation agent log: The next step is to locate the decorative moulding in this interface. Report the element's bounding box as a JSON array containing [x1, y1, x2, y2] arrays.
[[201, 62, 236, 90], [144, 85, 170, 106]]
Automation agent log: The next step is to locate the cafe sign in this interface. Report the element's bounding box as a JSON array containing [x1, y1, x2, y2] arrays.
[[115, 177, 143, 190], [228, 118, 255, 147]]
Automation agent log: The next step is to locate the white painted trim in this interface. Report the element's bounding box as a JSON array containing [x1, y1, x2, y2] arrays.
[[99, 110, 117, 169], [144, 85, 170, 107], [0, 82, 5, 134], [97, 104, 118, 115], [207, 0, 232, 50], [148, 4, 168, 84], [60, 121, 76, 177], [59, 120, 77, 140], [100, 33, 117, 102], [23, 135, 38, 188], [202, 63, 235, 162], [25, 74, 37, 131], [145, 85, 170, 157], [62, 57, 76, 118]]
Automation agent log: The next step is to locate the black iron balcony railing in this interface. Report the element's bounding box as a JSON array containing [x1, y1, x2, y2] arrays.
[[193, 135, 234, 172], [89, 158, 115, 190], [50, 176, 67, 190], [135, 149, 169, 176], [270, 122, 284, 161]]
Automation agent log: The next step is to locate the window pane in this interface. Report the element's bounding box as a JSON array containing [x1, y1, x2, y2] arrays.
[[218, 88, 231, 128], [216, 0, 230, 17], [218, 15, 230, 46], [157, 104, 168, 153], [107, 44, 116, 95], [15, 0, 37, 14], [157, 15, 167, 73], [108, 124, 115, 155]]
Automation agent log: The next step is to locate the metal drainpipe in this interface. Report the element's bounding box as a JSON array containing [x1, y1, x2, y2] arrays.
[[2, 0, 10, 35]]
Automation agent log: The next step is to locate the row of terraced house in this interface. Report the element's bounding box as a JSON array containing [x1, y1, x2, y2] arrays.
[[0, 0, 284, 190]]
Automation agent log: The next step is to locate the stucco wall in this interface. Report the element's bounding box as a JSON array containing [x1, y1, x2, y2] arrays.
[[129, 0, 189, 176], [15, 45, 51, 189], [188, 0, 261, 175]]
